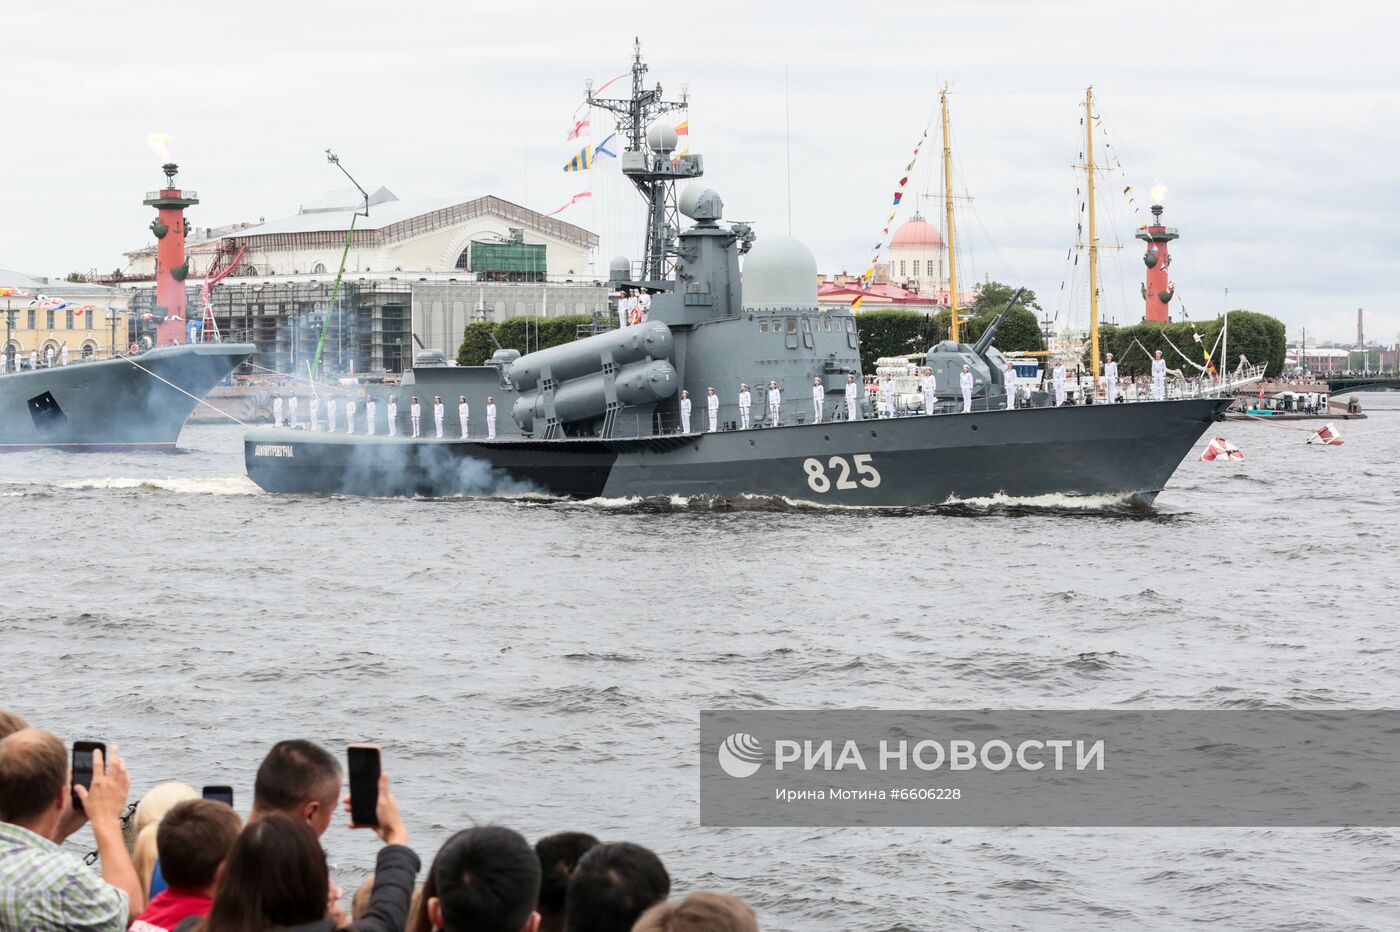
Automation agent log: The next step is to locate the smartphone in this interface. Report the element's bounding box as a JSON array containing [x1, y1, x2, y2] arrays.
[[202, 785, 234, 807], [71, 741, 105, 810], [347, 744, 381, 827]]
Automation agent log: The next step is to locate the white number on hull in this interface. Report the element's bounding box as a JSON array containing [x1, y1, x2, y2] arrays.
[[803, 454, 882, 493]]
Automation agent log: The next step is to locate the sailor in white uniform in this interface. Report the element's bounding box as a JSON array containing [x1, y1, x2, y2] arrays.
[[486, 397, 497, 438], [738, 383, 752, 429], [706, 387, 719, 432], [1004, 361, 1018, 410], [29, 350, 38, 370], [326, 395, 338, 433], [880, 375, 896, 418], [637, 289, 652, 322], [959, 364, 974, 413], [458, 395, 469, 438], [616, 289, 632, 329], [811, 378, 824, 423], [767, 381, 781, 426], [309, 394, 321, 431], [45, 346, 55, 368], [288, 394, 299, 428], [1103, 353, 1119, 403], [844, 374, 859, 421], [345, 396, 357, 435], [387, 395, 398, 436], [60, 346, 69, 366], [922, 367, 936, 415], [433, 395, 445, 439], [680, 390, 692, 433], [1151, 350, 1167, 400], [273, 394, 284, 428], [366, 397, 377, 436], [410, 396, 422, 437], [1052, 358, 1068, 407]]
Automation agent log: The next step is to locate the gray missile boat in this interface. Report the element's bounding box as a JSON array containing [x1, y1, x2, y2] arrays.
[[2, 342, 254, 451], [244, 45, 1229, 505]]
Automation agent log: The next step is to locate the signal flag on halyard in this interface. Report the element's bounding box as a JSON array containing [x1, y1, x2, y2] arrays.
[[563, 133, 617, 172], [567, 118, 590, 139], [1306, 423, 1344, 446], [1200, 437, 1244, 462], [675, 120, 689, 136], [546, 191, 592, 216]]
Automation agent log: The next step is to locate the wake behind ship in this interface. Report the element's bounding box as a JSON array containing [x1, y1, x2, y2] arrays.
[[1, 342, 254, 451], [244, 44, 1230, 506]]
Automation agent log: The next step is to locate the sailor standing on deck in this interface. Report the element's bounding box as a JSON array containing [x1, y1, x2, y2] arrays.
[[1151, 350, 1167, 400], [767, 381, 781, 426], [845, 374, 859, 421], [288, 394, 299, 428], [617, 289, 633, 328], [366, 396, 377, 435], [707, 387, 719, 432], [1052, 358, 1068, 407], [922, 367, 936, 415], [60, 345, 68, 366], [410, 396, 421, 437], [680, 390, 692, 433], [880, 374, 896, 418], [486, 397, 497, 438], [273, 393, 284, 427], [959, 364, 974, 413], [458, 395, 469, 438], [1103, 353, 1119, 403], [309, 394, 321, 431], [1004, 361, 1018, 410], [326, 394, 338, 433], [637, 289, 652, 322], [433, 395, 445, 438], [345, 395, 357, 434], [738, 383, 752, 429], [45, 346, 54, 368], [387, 394, 398, 436], [29, 350, 38, 370], [812, 377, 824, 423]]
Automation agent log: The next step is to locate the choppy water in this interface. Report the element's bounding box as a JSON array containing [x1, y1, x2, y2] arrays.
[[3, 396, 1398, 931]]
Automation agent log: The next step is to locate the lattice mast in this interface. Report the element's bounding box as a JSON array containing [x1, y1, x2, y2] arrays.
[[586, 39, 699, 283]]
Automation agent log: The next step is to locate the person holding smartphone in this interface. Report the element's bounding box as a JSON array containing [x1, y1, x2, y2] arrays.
[[0, 730, 145, 929]]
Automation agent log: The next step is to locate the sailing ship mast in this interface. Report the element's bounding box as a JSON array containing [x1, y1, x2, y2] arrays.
[[1085, 86, 1100, 387], [941, 87, 960, 343]]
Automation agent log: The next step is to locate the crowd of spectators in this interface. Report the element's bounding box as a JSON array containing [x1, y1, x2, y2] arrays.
[[0, 711, 758, 932]]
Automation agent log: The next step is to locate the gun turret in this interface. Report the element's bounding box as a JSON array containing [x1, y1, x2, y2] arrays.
[[971, 288, 1025, 356]]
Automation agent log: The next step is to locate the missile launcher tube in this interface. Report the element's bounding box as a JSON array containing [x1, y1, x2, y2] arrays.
[[513, 359, 679, 432], [507, 321, 673, 392]]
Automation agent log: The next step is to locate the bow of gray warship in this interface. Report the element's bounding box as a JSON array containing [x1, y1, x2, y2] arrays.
[[243, 45, 1229, 505]]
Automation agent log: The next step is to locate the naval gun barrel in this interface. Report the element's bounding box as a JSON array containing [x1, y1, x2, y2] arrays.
[[971, 288, 1025, 356], [508, 320, 673, 391]]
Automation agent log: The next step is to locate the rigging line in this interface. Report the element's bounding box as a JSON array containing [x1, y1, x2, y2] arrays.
[[119, 356, 250, 427]]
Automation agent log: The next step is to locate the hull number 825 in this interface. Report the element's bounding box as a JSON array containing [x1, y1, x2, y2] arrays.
[[803, 454, 881, 493]]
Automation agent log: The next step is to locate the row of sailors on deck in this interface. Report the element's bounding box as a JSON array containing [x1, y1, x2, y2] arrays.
[[271, 393, 499, 438], [616, 288, 653, 327], [1, 347, 70, 372]]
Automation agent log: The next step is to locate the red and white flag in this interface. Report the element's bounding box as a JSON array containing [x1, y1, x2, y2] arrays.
[[567, 118, 590, 140], [1200, 437, 1245, 462], [1306, 423, 1344, 446]]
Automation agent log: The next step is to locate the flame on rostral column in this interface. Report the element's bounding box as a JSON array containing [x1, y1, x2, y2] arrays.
[[1150, 181, 1168, 205], [146, 133, 173, 162]]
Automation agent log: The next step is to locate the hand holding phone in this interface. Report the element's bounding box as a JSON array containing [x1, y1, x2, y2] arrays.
[[346, 744, 381, 827], [70, 741, 105, 812]]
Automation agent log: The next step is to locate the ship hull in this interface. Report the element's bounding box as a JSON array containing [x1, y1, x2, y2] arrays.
[[1, 343, 255, 451], [244, 397, 1231, 506]]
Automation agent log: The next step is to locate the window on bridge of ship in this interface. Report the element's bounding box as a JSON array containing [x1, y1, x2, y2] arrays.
[[786, 318, 797, 334], [801, 318, 810, 333], [759, 321, 769, 333]]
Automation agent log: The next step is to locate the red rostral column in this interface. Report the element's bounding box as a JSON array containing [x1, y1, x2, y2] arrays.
[[144, 163, 199, 344], [1135, 203, 1178, 322]]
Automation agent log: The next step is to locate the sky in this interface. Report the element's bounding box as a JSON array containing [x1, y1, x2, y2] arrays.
[[4, 0, 1397, 344]]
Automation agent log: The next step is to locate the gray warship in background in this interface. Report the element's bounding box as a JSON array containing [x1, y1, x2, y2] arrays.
[[1, 342, 254, 451], [244, 44, 1229, 505]]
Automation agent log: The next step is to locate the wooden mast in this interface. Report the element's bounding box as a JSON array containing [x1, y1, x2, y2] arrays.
[[1086, 86, 1100, 388], [942, 86, 960, 343]]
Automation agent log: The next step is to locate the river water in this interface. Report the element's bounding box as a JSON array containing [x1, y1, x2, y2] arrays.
[[2, 396, 1397, 931]]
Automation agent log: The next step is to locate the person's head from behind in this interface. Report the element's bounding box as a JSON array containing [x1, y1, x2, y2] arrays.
[[202, 813, 327, 931], [157, 799, 243, 896], [565, 842, 670, 932], [0, 709, 29, 741], [429, 825, 541, 932], [534, 831, 598, 932], [251, 739, 342, 837], [132, 781, 200, 895], [633, 892, 759, 932], [0, 728, 67, 836]]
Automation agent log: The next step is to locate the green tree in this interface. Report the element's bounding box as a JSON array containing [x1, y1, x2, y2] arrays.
[[492, 315, 594, 356], [1097, 310, 1284, 378], [970, 280, 1042, 319], [456, 321, 497, 366], [852, 310, 937, 372], [64, 271, 88, 283]]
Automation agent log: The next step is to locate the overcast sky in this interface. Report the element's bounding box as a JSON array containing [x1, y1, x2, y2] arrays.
[[5, 1, 1396, 344]]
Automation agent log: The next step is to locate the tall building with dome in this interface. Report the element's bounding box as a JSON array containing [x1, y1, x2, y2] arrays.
[[886, 213, 946, 294]]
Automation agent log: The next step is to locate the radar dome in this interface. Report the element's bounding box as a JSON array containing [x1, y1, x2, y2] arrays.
[[678, 186, 723, 222], [741, 237, 818, 310], [647, 123, 678, 153], [608, 255, 631, 281]]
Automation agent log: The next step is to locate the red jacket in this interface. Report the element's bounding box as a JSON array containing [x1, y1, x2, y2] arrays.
[[130, 887, 211, 932]]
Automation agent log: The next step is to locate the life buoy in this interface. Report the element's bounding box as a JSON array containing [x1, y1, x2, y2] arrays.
[[627, 306, 643, 325], [129, 342, 140, 355]]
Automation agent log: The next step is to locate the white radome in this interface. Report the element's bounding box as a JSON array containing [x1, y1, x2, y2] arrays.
[[742, 237, 818, 310]]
